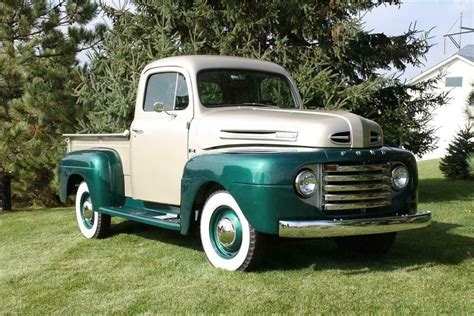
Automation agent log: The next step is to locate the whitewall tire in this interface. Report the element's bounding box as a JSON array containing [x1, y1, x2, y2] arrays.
[[75, 182, 110, 239], [200, 191, 266, 271]]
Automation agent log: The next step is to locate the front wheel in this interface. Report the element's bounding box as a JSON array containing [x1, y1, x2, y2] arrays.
[[75, 182, 110, 239], [200, 191, 266, 271], [335, 232, 397, 255]]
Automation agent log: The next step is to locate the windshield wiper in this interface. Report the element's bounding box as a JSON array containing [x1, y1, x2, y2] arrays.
[[240, 102, 277, 107]]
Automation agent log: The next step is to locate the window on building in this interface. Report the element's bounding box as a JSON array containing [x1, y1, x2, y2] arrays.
[[445, 77, 463, 87]]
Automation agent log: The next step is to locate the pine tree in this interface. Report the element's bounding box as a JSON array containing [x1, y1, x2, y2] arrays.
[[469, 85, 474, 128], [469, 85, 474, 106], [0, 1, 105, 206], [439, 127, 474, 180], [78, 0, 447, 157]]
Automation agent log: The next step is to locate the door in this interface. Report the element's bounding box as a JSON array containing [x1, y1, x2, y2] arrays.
[[130, 68, 193, 205]]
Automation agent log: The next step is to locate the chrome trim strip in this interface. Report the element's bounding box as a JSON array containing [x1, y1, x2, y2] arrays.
[[331, 136, 350, 140], [323, 183, 390, 192], [324, 192, 391, 201], [279, 211, 432, 238], [324, 174, 390, 182], [323, 163, 390, 173], [324, 200, 391, 211], [63, 130, 130, 138]]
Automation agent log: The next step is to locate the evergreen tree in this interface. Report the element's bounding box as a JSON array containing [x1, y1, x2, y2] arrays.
[[469, 85, 474, 128], [0, 0, 105, 206], [469, 85, 474, 106], [439, 127, 474, 180], [79, 0, 447, 157]]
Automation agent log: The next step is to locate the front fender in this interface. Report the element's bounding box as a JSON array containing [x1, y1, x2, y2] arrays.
[[180, 147, 418, 235], [180, 150, 328, 234], [58, 149, 125, 211]]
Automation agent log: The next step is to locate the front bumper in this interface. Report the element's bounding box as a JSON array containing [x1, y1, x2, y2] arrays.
[[279, 211, 431, 238]]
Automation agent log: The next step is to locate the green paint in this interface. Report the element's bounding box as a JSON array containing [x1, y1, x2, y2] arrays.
[[97, 197, 181, 231], [58, 149, 125, 211], [98, 205, 181, 231], [79, 192, 94, 229], [59, 146, 418, 236], [123, 197, 181, 214], [209, 208, 242, 258], [180, 147, 418, 235]]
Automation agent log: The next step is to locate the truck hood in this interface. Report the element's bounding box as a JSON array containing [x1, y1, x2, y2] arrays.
[[191, 107, 383, 150]]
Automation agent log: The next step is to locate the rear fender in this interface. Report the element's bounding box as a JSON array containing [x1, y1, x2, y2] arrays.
[[58, 149, 125, 210]]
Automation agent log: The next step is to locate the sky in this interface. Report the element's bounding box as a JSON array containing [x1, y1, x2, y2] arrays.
[[363, 0, 474, 80], [97, 0, 474, 80]]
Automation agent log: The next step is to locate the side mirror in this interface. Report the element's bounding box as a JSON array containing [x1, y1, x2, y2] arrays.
[[153, 101, 165, 113], [153, 101, 177, 118]]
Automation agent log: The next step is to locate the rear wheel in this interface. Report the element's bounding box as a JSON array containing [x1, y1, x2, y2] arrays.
[[200, 191, 266, 271], [335, 232, 397, 255], [75, 182, 110, 239]]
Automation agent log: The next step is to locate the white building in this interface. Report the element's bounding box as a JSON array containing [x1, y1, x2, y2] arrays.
[[410, 45, 474, 160]]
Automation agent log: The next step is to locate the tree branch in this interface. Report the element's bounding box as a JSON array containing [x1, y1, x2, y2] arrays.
[[34, 39, 103, 58]]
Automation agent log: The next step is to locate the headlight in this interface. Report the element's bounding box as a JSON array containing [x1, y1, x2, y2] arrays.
[[295, 170, 317, 197], [391, 164, 409, 190]]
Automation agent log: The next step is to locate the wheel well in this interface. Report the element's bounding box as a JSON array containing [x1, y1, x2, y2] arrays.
[[190, 181, 224, 230], [67, 175, 84, 199]]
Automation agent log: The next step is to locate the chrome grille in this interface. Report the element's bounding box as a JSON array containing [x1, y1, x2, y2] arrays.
[[322, 163, 391, 211]]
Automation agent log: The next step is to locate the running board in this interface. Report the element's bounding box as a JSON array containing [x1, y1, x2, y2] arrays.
[[99, 206, 181, 231]]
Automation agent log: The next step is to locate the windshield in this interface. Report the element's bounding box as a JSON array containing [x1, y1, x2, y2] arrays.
[[197, 69, 298, 108]]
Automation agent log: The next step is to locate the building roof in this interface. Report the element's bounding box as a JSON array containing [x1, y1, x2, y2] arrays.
[[457, 44, 474, 62], [409, 44, 474, 83]]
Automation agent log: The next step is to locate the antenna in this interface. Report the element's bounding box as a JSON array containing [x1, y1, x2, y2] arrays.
[[443, 12, 473, 52]]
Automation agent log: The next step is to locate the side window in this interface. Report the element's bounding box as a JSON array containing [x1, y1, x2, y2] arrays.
[[175, 74, 189, 110], [143, 73, 189, 111]]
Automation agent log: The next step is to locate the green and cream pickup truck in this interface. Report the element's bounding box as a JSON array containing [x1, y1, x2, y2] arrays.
[[59, 55, 431, 271]]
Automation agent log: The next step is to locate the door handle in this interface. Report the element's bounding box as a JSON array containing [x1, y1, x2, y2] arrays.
[[132, 129, 144, 134]]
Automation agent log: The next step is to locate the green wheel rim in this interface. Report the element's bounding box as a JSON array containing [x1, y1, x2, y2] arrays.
[[209, 207, 243, 259], [80, 192, 94, 229]]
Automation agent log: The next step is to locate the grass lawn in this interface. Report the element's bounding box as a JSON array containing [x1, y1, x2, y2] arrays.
[[0, 159, 473, 314]]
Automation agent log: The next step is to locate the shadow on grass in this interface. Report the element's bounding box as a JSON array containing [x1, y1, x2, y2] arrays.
[[418, 178, 474, 203], [108, 219, 472, 273], [261, 220, 473, 273], [109, 220, 202, 252]]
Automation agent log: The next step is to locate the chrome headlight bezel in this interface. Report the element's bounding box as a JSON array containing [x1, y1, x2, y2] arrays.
[[294, 169, 317, 198], [391, 163, 409, 190]]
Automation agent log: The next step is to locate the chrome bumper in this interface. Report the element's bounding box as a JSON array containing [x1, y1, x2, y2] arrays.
[[279, 211, 431, 238]]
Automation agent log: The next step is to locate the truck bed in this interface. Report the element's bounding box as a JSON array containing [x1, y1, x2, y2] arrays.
[[64, 130, 131, 194]]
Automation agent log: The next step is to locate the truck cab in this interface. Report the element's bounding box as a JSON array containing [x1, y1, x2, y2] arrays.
[[59, 56, 431, 271]]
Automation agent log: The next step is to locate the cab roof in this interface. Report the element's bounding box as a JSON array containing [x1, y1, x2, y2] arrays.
[[142, 55, 289, 76]]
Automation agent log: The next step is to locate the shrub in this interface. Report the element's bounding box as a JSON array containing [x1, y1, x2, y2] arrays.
[[439, 127, 474, 180]]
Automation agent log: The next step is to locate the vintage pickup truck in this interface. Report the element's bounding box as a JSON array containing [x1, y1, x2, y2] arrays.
[[59, 56, 431, 271]]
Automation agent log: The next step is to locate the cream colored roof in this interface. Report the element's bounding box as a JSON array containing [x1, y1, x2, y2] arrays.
[[142, 55, 289, 76]]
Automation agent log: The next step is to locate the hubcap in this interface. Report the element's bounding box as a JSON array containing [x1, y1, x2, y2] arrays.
[[209, 207, 242, 258], [217, 217, 236, 247], [80, 193, 94, 229]]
